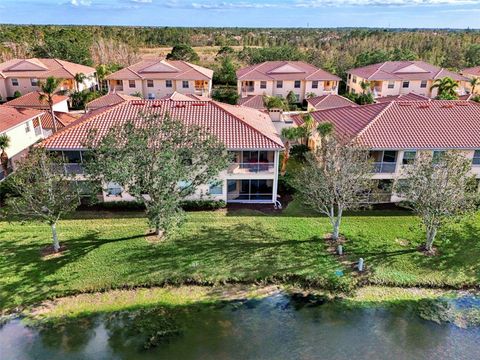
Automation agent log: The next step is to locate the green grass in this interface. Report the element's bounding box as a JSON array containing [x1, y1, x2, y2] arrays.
[[1, 204, 480, 312]]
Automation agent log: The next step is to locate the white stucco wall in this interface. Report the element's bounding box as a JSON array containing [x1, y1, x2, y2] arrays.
[[1, 115, 44, 162]]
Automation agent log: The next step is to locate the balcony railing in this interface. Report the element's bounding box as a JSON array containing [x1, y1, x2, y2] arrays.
[[242, 86, 255, 92], [228, 163, 275, 174], [372, 162, 396, 173], [227, 193, 273, 201], [63, 163, 84, 175]]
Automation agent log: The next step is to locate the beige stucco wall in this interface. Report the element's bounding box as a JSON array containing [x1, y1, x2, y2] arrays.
[[1, 115, 44, 161]]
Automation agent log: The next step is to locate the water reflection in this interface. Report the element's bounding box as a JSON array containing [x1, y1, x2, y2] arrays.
[[1, 293, 479, 360]]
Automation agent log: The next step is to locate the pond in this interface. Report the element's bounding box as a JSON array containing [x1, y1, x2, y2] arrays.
[[1, 293, 480, 360]]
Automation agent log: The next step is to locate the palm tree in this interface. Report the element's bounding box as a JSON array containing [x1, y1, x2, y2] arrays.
[[74, 73, 87, 91], [0, 134, 11, 179], [431, 77, 458, 99], [280, 127, 299, 176], [39, 77, 63, 133], [298, 113, 315, 148], [470, 77, 479, 94], [263, 95, 287, 111], [96, 64, 110, 92], [359, 80, 371, 95]]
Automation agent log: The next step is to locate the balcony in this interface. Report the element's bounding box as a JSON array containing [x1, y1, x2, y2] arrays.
[[63, 163, 84, 175], [228, 162, 275, 174], [242, 86, 255, 93], [227, 179, 273, 202], [373, 162, 397, 173]]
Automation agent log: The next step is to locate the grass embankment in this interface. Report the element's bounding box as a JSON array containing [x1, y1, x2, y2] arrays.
[[1, 203, 479, 313]]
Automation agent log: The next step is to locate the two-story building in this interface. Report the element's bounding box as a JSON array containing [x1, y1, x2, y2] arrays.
[[40, 99, 284, 205], [237, 61, 341, 102], [0, 106, 45, 180], [461, 66, 480, 95], [105, 59, 213, 99], [346, 61, 470, 99], [0, 58, 97, 100], [292, 100, 480, 203]]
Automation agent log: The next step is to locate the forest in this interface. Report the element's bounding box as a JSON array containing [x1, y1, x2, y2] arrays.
[[1, 25, 479, 91]]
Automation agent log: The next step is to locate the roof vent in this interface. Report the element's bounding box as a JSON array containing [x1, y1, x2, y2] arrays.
[[418, 104, 431, 109], [175, 104, 187, 108], [131, 101, 146, 106], [151, 103, 162, 108], [441, 104, 455, 109], [191, 103, 207, 107], [455, 102, 469, 106]]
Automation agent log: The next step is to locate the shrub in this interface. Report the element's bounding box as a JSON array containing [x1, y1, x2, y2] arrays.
[[290, 144, 309, 161]]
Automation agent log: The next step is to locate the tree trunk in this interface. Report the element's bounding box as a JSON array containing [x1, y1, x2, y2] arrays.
[[155, 226, 164, 239], [425, 227, 437, 252], [331, 208, 343, 241], [0, 150, 8, 178], [51, 105, 58, 133], [280, 142, 290, 176], [51, 222, 60, 252]]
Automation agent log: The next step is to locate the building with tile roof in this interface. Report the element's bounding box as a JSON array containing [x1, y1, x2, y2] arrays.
[[461, 66, 480, 95], [306, 94, 357, 111], [5, 91, 69, 112], [237, 61, 341, 102], [346, 61, 470, 99], [41, 99, 284, 205], [292, 100, 480, 202], [0, 106, 45, 179], [86, 93, 141, 111], [238, 95, 267, 111], [0, 58, 97, 100], [106, 59, 213, 99]]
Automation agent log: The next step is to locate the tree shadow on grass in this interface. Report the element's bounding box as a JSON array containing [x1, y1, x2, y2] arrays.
[[0, 228, 145, 311]]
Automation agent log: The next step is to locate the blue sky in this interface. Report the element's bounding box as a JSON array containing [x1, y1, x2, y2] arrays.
[[1, 0, 480, 28]]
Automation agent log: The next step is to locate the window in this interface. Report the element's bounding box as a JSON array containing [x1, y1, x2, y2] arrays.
[[294, 80, 301, 88], [352, 76, 357, 84], [147, 80, 154, 88], [388, 81, 395, 89], [348, 74, 352, 80], [383, 151, 397, 163], [11, 78, 18, 86], [106, 183, 122, 197], [295, 94, 300, 102], [63, 151, 82, 163], [276, 80, 283, 89], [473, 150, 480, 165], [402, 81, 410, 88], [260, 81, 267, 89], [148, 93, 155, 100], [402, 151, 416, 165], [351, 88, 356, 94], [208, 182, 223, 195], [182, 81, 189, 88], [116, 80, 122, 86], [129, 80, 135, 88], [432, 150, 445, 165], [31, 78, 39, 86], [420, 80, 428, 88], [166, 80, 172, 88], [227, 180, 237, 193], [312, 81, 319, 89], [25, 122, 31, 133]]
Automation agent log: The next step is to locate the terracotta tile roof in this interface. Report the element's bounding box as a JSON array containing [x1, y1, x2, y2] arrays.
[[37, 111, 80, 130], [0, 106, 44, 133], [86, 93, 140, 111], [4, 91, 69, 109], [159, 92, 209, 101], [238, 95, 266, 111], [0, 58, 95, 79], [293, 100, 480, 149], [348, 61, 469, 82], [106, 60, 213, 81], [237, 61, 340, 81], [458, 94, 474, 101], [41, 99, 284, 151], [462, 66, 480, 77], [306, 94, 356, 110], [375, 93, 430, 103]]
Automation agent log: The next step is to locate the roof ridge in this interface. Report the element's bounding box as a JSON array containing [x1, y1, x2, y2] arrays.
[[211, 101, 283, 148], [354, 102, 394, 140]]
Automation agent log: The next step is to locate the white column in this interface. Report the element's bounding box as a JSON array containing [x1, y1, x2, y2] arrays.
[[272, 151, 280, 203]]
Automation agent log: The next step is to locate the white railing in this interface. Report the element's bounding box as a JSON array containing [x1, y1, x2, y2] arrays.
[[373, 162, 396, 173], [227, 193, 273, 202], [228, 162, 275, 174], [242, 86, 255, 92]]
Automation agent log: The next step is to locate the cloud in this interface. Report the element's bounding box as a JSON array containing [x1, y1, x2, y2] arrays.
[[70, 0, 92, 6]]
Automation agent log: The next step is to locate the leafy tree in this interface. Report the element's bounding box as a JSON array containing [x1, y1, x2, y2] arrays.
[[465, 44, 480, 67], [2, 149, 81, 252], [70, 90, 99, 112], [472, 95, 480, 103], [39, 76, 63, 132], [354, 50, 389, 67], [280, 127, 300, 176], [345, 92, 375, 105], [84, 114, 230, 237], [212, 87, 239, 105], [431, 77, 458, 99], [213, 56, 237, 85], [295, 113, 315, 146], [469, 77, 479, 94], [166, 44, 200, 62], [359, 80, 371, 94], [293, 124, 373, 240], [13, 91, 21, 99], [0, 134, 10, 178], [263, 95, 287, 110], [306, 92, 316, 99], [216, 46, 235, 59], [394, 151, 477, 253], [238, 46, 305, 65]]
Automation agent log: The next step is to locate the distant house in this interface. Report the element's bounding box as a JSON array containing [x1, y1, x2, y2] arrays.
[[306, 94, 356, 111], [86, 93, 141, 111], [0, 106, 45, 180], [0, 58, 97, 100], [105, 59, 213, 99], [41, 99, 284, 205], [346, 61, 470, 99], [292, 100, 480, 203], [236, 61, 341, 102], [4, 91, 77, 135], [461, 66, 480, 94], [238, 95, 267, 111]]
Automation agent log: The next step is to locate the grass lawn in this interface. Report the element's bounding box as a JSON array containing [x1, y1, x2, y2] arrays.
[[1, 203, 480, 312]]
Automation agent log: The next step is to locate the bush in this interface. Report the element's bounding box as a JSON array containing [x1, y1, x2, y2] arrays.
[[212, 87, 239, 105], [80, 199, 226, 212], [13, 91, 21, 99], [290, 144, 309, 161], [180, 199, 226, 211]]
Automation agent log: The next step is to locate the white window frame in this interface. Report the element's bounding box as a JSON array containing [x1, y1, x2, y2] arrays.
[[276, 80, 283, 89], [182, 80, 189, 89], [388, 80, 395, 89], [11, 78, 19, 86], [402, 81, 410, 88], [311, 81, 319, 89], [31, 78, 39, 86], [260, 81, 267, 89], [166, 80, 173, 88], [128, 80, 136, 88], [294, 80, 301, 89], [420, 80, 428, 88], [147, 80, 154, 88]]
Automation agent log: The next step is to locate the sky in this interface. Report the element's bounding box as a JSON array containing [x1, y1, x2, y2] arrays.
[[1, 0, 480, 28]]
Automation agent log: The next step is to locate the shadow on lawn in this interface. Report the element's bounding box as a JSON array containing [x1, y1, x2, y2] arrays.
[[0, 228, 145, 310]]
